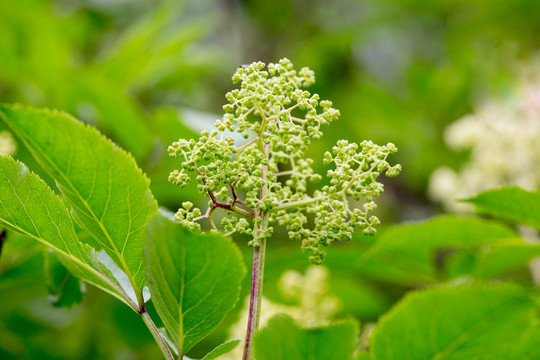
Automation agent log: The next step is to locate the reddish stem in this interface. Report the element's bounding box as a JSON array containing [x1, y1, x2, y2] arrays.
[[242, 241, 266, 360]]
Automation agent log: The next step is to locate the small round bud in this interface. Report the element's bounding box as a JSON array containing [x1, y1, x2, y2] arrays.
[[182, 201, 193, 210]]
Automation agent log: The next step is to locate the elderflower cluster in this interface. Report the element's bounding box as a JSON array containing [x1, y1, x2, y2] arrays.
[[219, 266, 340, 360], [428, 73, 540, 212], [169, 58, 400, 262], [0, 131, 16, 156]]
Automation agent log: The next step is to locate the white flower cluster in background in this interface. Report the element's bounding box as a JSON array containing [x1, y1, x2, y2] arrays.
[[219, 266, 340, 360], [0, 131, 16, 156], [428, 72, 540, 212]]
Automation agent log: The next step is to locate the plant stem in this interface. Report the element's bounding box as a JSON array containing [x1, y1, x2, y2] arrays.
[[270, 195, 326, 212], [242, 233, 267, 360], [243, 138, 269, 360], [140, 308, 175, 360]]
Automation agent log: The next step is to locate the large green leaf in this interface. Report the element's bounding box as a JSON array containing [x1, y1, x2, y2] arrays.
[[0, 155, 135, 308], [254, 315, 358, 360], [0, 104, 158, 304], [144, 214, 246, 356], [466, 187, 540, 230], [371, 284, 537, 360]]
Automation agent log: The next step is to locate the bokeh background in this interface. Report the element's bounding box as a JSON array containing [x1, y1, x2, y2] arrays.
[[2, 0, 540, 358]]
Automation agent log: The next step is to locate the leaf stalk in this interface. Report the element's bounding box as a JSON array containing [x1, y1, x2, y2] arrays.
[[140, 308, 175, 360]]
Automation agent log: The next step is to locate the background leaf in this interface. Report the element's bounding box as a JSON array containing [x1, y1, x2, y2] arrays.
[[466, 187, 540, 230], [254, 314, 358, 360], [144, 214, 246, 356], [357, 216, 517, 284], [44, 249, 85, 308], [0, 104, 158, 302], [473, 242, 540, 279], [356, 354, 372, 360], [370, 216, 517, 253], [371, 284, 538, 360], [73, 75, 153, 161]]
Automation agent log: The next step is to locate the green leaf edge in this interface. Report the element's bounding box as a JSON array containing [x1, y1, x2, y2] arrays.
[[0, 103, 158, 306], [464, 186, 540, 230], [201, 338, 242, 360]]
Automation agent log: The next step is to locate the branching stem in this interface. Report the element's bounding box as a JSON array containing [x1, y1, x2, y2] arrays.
[[270, 159, 384, 213], [200, 173, 256, 219]]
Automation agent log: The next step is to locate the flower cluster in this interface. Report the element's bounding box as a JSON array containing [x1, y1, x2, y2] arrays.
[[276, 140, 400, 263], [0, 131, 16, 156], [169, 58, 400, 263], [428, 70, 540, 212]]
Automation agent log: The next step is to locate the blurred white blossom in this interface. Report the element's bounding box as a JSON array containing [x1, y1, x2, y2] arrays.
[[429, 73, 540, 212], [0, 131, 16, 156], [218, 266, 340, 360]]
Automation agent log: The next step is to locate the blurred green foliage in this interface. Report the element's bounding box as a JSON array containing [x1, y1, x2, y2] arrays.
[[2, 0, 540, 358]]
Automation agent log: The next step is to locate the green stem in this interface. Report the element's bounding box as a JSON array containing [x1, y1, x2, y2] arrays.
[[237, 136, 259, 152], [270, 170, 370, 213], [141, 309, 175, 360], [270, 195, 326, 212]]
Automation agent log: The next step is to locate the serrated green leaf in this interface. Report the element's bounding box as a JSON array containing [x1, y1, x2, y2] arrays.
[[371, 284, 537, 360], [254, 315, 358, 360], [0, 155, 135, 308], [201, 338, 241, 360], [0, 104, 158, 305], [466, 187, 540, 230], [144, 214, 246, 356], [44, 249, 84, 308]]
